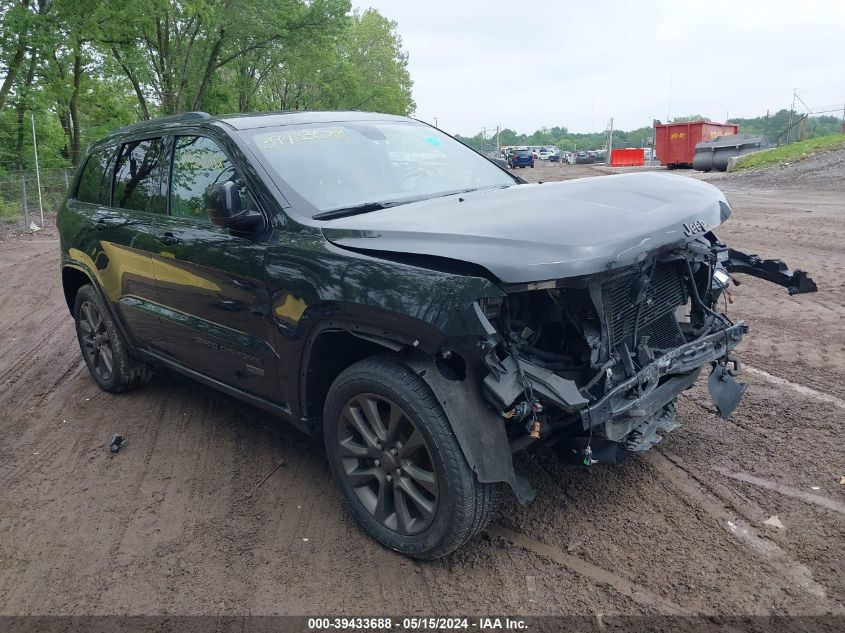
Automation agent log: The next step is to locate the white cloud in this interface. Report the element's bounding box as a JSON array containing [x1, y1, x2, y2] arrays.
[[355, 0, 845, 134]]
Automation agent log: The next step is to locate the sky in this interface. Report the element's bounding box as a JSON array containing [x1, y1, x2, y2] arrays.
[[353, 0, 845, 135]]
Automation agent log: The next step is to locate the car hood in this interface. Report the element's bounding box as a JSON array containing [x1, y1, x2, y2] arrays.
[[321, 172, 731, 284]]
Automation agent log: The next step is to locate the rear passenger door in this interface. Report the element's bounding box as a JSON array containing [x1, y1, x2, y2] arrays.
[[148, 134, 278, 399], [72, 138, 165, 347]]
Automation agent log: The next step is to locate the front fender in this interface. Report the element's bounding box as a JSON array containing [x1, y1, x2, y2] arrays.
[[402, 351, 536, 504]]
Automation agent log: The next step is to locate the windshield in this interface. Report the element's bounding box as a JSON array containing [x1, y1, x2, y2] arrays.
[[239, 120, 516, 218]]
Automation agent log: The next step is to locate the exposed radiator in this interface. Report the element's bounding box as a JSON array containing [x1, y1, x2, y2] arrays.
[[604, 263, 687, 351]]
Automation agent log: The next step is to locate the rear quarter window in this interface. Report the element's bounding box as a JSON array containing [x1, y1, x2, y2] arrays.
[[76, 147, 117, 205]]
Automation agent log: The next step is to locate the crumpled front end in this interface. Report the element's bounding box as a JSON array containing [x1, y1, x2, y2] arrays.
[[476, 231, 816, 465]]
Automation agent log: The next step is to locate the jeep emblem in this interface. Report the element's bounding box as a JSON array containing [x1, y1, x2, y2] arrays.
[[683, 220, 706, 236]]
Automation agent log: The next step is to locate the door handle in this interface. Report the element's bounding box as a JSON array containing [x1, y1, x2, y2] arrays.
[[157, 232, 179, 245]]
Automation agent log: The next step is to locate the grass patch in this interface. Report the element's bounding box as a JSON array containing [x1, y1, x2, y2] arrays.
[[734, 134, 845, 171], [0, 198, 21, 223]]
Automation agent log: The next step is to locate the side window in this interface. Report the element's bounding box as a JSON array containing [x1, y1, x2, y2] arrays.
[[113, 138, 165, 213], [170, 136, 249, 222], [76, 146, 116, 205]]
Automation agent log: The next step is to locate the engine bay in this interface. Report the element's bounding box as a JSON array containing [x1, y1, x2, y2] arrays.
[[478, 234, 758, 460]]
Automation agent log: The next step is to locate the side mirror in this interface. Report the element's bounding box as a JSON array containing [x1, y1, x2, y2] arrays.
[[205, 181, 264, 231]]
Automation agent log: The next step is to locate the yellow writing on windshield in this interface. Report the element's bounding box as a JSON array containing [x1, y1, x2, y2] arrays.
[[255, 128, 348, 150]]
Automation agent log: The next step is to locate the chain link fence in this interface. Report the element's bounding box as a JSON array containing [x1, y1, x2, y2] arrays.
[[0, 167, 73, 230]]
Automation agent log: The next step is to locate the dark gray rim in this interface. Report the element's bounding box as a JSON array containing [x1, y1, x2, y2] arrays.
[[337, 393, 439, 535], [78, 300, 115, 382]]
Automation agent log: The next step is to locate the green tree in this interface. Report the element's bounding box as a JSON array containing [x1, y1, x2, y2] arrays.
[[101, 0, 350, 117], [0, 0, 416, 172], [334, 9, 414, 114]]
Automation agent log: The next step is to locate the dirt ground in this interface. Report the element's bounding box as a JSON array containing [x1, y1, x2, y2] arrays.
[[1, 155, 843, 620]]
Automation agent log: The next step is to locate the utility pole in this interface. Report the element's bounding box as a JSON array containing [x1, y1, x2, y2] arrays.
[[607, 117, 614, 166], [496, 125, 500, 155], [787, 88, 797, 144], [763, 110, 770, 145], [652, 118, 657, 164], [434, 116, 438, 128], [31, 113, 44, 228]]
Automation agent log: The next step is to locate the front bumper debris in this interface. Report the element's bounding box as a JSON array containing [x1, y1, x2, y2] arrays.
[[580, 322, 748, 434], [723, 248, 817, 295]]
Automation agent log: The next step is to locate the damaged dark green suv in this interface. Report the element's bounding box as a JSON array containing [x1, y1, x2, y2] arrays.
[[58, 111, 816, 559]]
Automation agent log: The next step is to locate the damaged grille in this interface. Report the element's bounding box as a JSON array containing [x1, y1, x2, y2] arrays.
[[604, 263, 687, 350]]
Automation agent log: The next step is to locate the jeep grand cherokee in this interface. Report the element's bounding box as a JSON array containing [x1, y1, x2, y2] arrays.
[[57, 111, 816, 559]]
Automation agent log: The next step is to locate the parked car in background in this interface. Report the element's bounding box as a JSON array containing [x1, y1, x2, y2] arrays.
[[574, 150, 595, 164], [538, 149, 552, 160], [510, 148, 535, 168], [548, 153, 560, 163]]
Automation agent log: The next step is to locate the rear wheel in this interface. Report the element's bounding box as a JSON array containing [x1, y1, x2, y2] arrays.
[[74, 284, 152, 393], [323, 357, 499, 559]]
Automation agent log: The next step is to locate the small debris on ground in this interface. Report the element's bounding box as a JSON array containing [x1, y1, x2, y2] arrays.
[[110, 434, 127, 453], [763, 515, 784, 530], [810, 486, 820, 490], [526, 575, 536, 603], [840, 476, 845, 486]]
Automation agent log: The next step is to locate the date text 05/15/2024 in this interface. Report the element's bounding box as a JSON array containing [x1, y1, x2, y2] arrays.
[[307, 617, 528, 630]]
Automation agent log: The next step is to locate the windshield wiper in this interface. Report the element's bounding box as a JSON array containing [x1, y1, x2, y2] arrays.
[[313, 201, 404, 220], [313, 185, 512, 220], [430, 184, 512, 200]]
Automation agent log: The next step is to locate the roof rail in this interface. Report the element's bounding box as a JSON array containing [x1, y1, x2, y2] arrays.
[[114, 111, 213, 134]]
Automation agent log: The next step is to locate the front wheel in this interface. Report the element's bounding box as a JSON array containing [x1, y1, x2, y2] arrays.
[[74, 284, 152, 393], [323, 357, 499, 559]]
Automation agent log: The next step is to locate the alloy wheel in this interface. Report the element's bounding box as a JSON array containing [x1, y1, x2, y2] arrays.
[[78, 300, 115, 382], [337, 393, 439, 535]]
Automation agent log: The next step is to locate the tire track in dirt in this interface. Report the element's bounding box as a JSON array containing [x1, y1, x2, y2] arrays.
[[711, 468, 845, 516], [743, 366, 845, 411], [487, 524, 689, 615], [647, 451, 837, 606]]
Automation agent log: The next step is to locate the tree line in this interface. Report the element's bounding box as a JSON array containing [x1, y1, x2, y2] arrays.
[[0, 0, 414, 174], [455, 110, 844, 153]]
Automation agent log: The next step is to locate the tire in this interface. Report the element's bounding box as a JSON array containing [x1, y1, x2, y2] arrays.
[[74, 284, 152, 393], [323, 356, 499, 559]]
